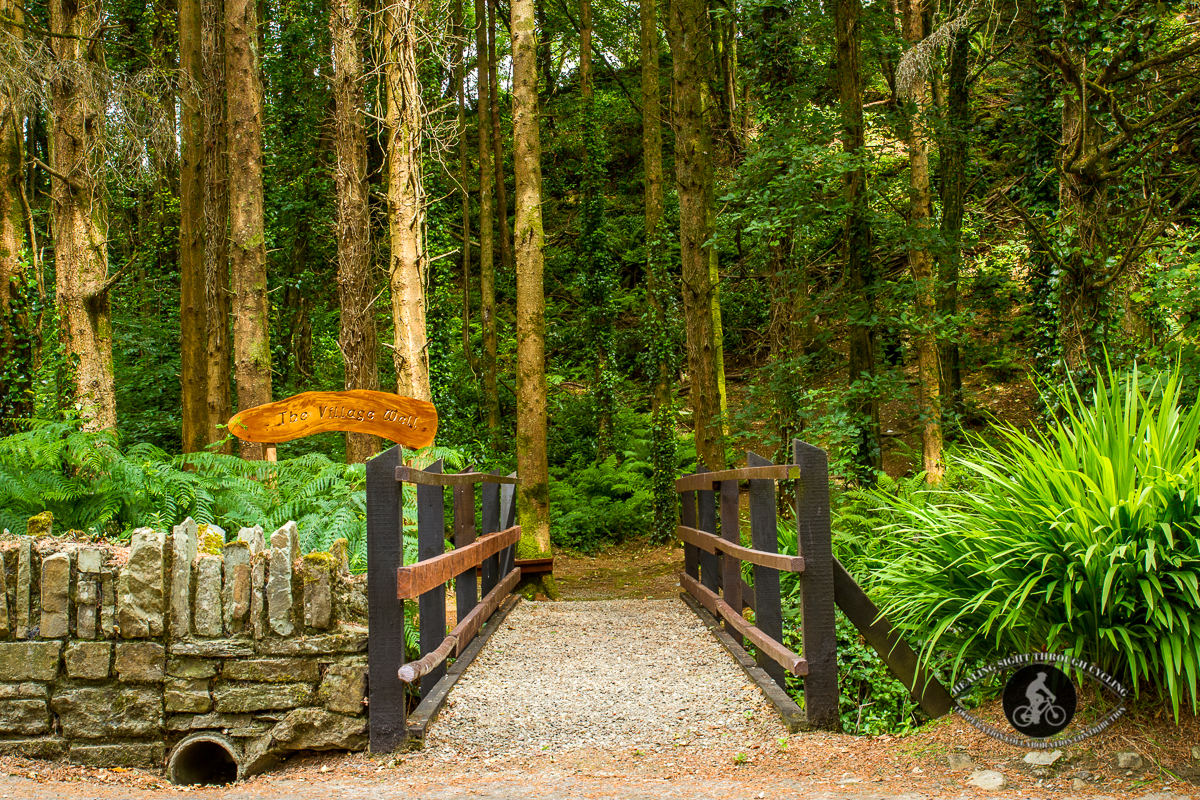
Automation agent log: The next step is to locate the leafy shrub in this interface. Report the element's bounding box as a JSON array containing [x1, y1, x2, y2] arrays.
[[549, 454, 654, 553], [871, 365, 1200, 717]]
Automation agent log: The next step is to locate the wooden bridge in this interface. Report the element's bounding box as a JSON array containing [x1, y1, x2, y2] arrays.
[[363, 440, 953, 755]]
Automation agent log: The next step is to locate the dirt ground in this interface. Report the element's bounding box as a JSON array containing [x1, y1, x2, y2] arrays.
[[2, 541, 1198, 798]]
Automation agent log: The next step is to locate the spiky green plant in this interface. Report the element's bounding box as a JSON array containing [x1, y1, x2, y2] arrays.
[[872, 365, 1200, 718]]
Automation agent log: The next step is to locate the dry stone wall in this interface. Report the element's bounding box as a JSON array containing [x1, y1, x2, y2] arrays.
[[0, 519, 371, 775]]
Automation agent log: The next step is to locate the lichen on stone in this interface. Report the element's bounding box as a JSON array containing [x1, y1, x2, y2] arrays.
[[197, 524, 225, 556], [26, 512, 53, 538]]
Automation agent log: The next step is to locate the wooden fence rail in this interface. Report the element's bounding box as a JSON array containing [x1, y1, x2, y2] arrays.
[[366, 447, 519, 753], [676, 439, 953, 732]]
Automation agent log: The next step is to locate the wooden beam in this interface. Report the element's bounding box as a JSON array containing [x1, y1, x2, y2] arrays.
[[399, 566, 521, 683], [833, 557, 953, 718], [676, 525, 806, 573], [674, 464, 801, 493], [680, 572, 808, 677], [396, 526, 521, 599], [454, 566, 520, 655], [399, 634, 457, 684], [396, 466, 521, 486]]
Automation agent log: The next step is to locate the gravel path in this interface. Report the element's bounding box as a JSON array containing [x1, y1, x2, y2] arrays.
[[424, 598, 785, 760]]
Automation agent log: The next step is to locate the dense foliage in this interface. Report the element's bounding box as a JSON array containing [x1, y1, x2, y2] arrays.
[[870, 366, 1200, 717]]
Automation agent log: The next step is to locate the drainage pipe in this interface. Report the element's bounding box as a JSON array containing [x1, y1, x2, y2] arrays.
[[167, 732, 242, 786]]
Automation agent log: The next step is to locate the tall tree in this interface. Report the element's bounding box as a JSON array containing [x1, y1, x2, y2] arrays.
[[180, 0, 208, 453], [937, 18, 969, 434], [203, 0, 232, 449], [0, 0, 24, 340], [477, 0, 500, 441], [899, 0, 942, 482], [331, 0, 379, 463], [488, 0, 512, 279], [50, 0, 117, 430], [455, 0, 471, 368], [836, 0, 880, 482], [667, 0, 725, 469], [226, 0, 272, 456], [512, 0, 552, 566], [383, 0, 431, 401]]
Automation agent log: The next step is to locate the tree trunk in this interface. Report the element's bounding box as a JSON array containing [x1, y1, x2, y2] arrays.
[[203, 0, 232, 450], [50, 0, 116, 431], [667, 0, 725, 470], [180, 0, 208, 453], [489, 0, 513, 279], [937, 22, 967, 437], [384, 0, 431, 402], [1, 0, 24, 352], [331, 0, 380, 463], [455, 0, 472, 369], [512, 0, 552, 563], [836, 0, 880, 483], [901, 0, 942, 482], [477, 0, 499, 442], [640, 0, 663, 242], [226, 0, 272, 457]]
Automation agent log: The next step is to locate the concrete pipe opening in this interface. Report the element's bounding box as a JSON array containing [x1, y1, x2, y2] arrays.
[[168, 733, 241, 786]]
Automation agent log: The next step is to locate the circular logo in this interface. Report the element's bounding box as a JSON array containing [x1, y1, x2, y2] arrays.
[[1002, 663, 1076, 738]]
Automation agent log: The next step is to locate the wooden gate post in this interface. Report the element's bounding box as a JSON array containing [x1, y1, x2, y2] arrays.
[[417, 459, 447, 697], [793, 439, 840, 730], [365, 444, 406, 753], [747, 451, 786, 691], [480, 471, 502, 596], [719, 477, 741, 639], [696, 464, 720, 594], [680, 474, 698, 581], [453, 479, 478, 636]]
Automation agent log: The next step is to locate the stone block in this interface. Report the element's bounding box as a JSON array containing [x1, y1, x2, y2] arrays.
[[14, 538, 32, 638], [198, 523, 226, 555], [0, 738, 66, 760], [64, 641, 111, 679], [212, 682, 312, 713], [238, 525, 265, 554], [100, 572, 116, 638], [328, 538, 352, 576], [302, 555, 332, 630], [194, 554, 224, 637], [25, 511, 51, 537], [0, 641, 62, 680], [255, 628, 369, 656], [52, 686, 162, 738], [117, 527, 167, 638], [272, 521, 299, 562], [267, 544, 294, 637], [268, 707, 367, 752], [114, 641, 166, 682], [76, 547, 103, 573], [169, 639, 255, 658], [170, 517, 198, 638], [168, 656, 218, 679], [165, 678, 212, 713], [165, 711, 252, 731], [39, 551, 71, 638], [0, 683, 47, 699], [223, 541, 252, 635], [320, 663, 367, 714], [0, 548, 10, 637], [75, 574, 98, 639], [250, 557, 268, 639], [0, 699, 49, 735], [69, 743, 164, 769], [223, 658, 319, 683]]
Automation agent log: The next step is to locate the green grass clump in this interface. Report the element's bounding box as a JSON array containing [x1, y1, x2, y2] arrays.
[[872, 364, 1200, 718]]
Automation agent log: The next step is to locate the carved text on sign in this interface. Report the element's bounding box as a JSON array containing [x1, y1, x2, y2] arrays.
[[228, 390, 438, 448]]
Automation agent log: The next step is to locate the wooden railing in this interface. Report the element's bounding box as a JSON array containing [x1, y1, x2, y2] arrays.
[[365, 446, 520, 753], [676, 439, 954, 732]]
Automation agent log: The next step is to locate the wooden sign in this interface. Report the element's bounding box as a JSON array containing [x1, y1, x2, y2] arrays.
[[227, 390, 438, 448]]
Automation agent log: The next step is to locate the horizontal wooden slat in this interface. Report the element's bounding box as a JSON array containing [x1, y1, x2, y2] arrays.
[[680, 572, 807, 677], [676, 525, 805, 573], [674, 465, 800, 493], [396, 466, 522, 486], [396, 526, 521, 599], [454, 567, 521, 655]]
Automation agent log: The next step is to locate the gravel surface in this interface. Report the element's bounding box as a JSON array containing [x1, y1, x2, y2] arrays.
[[424, 599, 784, 760]]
